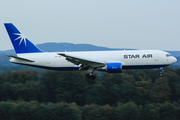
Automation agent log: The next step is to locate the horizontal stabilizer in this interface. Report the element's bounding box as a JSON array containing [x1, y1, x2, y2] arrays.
[[6, 55, 34, 62]]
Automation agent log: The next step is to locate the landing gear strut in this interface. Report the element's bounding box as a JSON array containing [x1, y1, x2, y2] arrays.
[[86, 68, 96, 80], [159, 67, 164, 77]]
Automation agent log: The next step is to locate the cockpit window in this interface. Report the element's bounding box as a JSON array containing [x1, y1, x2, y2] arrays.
[[166, 54, 170, 57]]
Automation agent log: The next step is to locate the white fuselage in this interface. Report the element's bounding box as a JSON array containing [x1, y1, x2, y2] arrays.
[[9, 50, 177, 70]]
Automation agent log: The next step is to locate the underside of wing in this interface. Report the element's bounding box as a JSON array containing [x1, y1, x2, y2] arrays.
[[58, 53, 105, 70]]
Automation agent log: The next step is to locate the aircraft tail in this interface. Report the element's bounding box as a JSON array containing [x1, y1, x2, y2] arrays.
[[4, 23, 43, 54]]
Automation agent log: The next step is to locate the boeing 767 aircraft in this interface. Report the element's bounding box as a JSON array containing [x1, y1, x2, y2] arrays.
[[4, 23, 177, 79]]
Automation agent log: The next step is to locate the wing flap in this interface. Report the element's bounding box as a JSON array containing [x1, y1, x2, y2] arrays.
[[58, 53, 105, 68]]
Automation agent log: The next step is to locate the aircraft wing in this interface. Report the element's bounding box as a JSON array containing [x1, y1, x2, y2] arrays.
[[58, 53, 106, 69]]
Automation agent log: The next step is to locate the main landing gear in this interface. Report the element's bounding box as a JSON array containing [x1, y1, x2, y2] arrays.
[[86, 68, 96, 80], [159, 67, 164, 77]]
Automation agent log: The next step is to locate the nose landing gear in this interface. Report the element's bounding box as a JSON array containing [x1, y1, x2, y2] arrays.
[[159, 67, 164, 77]]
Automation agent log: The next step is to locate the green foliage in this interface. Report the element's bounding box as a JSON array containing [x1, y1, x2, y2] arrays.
[[102, 73, 140, 105], [82, 104, 112, 120], [0, 101, 80, 120], [86, 84, 107, 105], [6, 70, 38, 84], [41, 71, 87, 105], [121, 102, 140, 120], [159, 102, 177, 120], [165, 71, 180, 102], [141, 104, 159, 120], [135, 78, 152, 105], [0, 67, 180, 119], [150, 77, 171, 103]]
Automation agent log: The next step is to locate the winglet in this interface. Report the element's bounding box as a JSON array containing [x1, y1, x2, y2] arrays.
[[4, 23, 43, 54]]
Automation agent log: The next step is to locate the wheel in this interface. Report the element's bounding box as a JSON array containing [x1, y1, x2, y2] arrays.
[[159, 73, 163, 77], [86, 74, 96, 79]]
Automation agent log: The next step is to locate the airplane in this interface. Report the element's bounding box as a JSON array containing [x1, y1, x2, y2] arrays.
[[4, 23, 177, 79]]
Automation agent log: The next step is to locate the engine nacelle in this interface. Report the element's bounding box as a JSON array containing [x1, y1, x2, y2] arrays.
[[97, 63, 122, 73]]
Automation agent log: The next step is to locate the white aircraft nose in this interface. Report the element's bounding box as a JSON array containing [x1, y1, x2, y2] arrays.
[[170, 56, 177, 64]]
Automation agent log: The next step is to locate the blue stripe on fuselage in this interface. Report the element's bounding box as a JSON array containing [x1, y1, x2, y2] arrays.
[[12, 62, 169, 71]]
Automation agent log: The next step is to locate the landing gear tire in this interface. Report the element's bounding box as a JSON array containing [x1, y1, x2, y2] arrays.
[[159, 73, 163, 77], [86, 74, 96, 80]]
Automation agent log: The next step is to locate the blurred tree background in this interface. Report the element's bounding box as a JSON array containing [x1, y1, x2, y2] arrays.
[[0, 67, 180, 119]]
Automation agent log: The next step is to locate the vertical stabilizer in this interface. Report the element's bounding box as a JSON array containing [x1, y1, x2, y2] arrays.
[[4, 23, 43, 54]]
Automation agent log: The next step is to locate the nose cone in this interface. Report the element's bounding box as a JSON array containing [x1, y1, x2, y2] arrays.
[[170, 56, 177, 64]]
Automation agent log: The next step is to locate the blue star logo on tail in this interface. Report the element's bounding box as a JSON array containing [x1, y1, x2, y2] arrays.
[[13, 33, 27, 46], [4, 23, 43, 54]]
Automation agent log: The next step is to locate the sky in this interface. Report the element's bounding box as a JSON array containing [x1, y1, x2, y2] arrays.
[[0, 0, 180, 51]]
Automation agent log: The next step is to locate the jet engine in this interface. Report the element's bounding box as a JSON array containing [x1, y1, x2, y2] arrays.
[[97, 63, 122, 73]]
